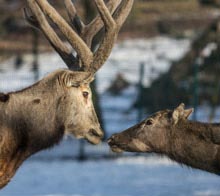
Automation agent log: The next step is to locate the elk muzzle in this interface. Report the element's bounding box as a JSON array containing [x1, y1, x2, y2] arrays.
[[108, 134, 125, 153], [85, 128, 104, 145], [108, 129, 151, 153], [107, 133, 134, 153]]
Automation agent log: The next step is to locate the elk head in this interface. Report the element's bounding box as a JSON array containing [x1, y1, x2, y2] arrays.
[[108, 103, 194, 153], [53, 69, 103, 145], [24, 0, 134, 144]]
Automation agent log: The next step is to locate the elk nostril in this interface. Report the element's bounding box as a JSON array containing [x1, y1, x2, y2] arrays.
[[111, 134, 118, 139], [107, 138, 113, 144], [107, 134, 118, 144], [89, 129, 103, 138], [90, 129, 99, 136]]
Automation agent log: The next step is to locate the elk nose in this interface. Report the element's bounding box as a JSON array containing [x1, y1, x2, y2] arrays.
[[97, 128, 104, 139], [107, 134, 118, 145], [90, 129, 104, 139], [98, 130, 104, 139]]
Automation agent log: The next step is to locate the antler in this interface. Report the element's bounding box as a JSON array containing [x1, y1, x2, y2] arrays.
[[64, 0, 122, 48], [25, 0, 134, 72]]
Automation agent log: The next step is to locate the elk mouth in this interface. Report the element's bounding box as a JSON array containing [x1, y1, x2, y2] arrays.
[[107, 137, 125, 153], [85, 129, 103, 145], [108, 136, 151, 153], [109, 144, 125, 153]]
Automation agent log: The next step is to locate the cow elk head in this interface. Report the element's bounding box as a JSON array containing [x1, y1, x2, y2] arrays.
[[108, 104, 220, 174], [108, 103, 194, 153]]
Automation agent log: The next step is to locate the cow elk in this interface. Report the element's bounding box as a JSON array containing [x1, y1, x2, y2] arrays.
[[108, 103, 220, 175], [0, 0, 134, 188]]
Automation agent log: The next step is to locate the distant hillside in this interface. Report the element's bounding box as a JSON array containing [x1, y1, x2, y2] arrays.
[[121, 0, 219, 38]]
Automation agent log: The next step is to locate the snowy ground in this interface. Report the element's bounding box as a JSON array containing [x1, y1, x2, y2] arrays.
[[0, 37, 220, 196], [1, 157, 220, 196]]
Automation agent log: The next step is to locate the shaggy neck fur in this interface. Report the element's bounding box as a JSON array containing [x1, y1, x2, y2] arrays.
[[0, 80, 65, 188], [1, 79, 65, 149]]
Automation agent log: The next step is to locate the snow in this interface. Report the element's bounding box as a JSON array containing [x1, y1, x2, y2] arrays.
[[0, 37, 220, 196], [0, 37, 190, 93], [1, 158, 220, 196], [201, 42, 217, 58], [97, 37, 190, 93]]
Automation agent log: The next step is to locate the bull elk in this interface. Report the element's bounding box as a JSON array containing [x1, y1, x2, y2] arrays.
[[108, 103, 220, 175], [0, 0, 134, 188]]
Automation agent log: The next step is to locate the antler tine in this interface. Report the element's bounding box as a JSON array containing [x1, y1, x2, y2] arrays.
[[25, 0, 133, 73], [64, 0, 85, 34], [82, 0, 122, 48], [89, 0, 134, 72], [64, 0, 122, 49], [114, 0, 134, 28], [25, 1, 78, 70], [35, 0, 93, 69]]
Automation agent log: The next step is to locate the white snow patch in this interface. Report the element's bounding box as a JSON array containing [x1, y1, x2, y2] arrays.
[[97, 37, 190, 93], [116, 156, 176, 166], [194, 190, 220, 196]]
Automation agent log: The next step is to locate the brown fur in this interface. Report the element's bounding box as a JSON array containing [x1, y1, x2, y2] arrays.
[[0, 69, 103, 188], [108, 103, 220, 175]]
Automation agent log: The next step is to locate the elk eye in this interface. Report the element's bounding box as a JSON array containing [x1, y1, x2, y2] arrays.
[[83, 91, 89, 98], [146, 119, 153, 126]]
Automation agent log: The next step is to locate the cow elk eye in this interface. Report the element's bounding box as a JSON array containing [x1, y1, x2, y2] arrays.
[[83, 91, 89, 98], [146, 119, 153, 126]]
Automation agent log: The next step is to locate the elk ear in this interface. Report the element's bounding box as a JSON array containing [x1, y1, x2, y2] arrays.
[[84, 75, 94, 84], [64, 71, 94, 87], [172, 103, 185, 124], [184, 108, 194, 119]]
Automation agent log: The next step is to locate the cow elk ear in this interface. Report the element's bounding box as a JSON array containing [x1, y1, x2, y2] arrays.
[[172, 103, 193, 124], [184, 108, 194, 119], [172, 103, 185, 125]]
